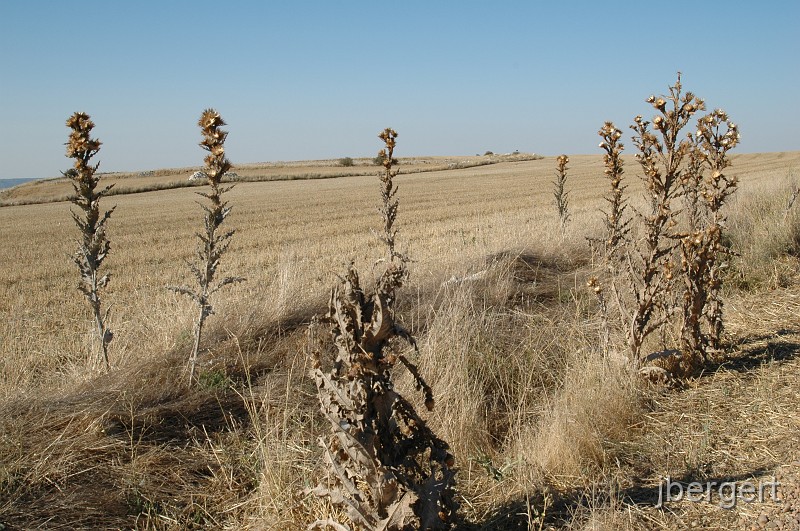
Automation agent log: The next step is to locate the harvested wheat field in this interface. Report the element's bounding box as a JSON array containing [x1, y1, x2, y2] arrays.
[[1, 149, 799, 530]]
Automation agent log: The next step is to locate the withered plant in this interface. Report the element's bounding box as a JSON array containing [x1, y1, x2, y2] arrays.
[[592, 75, 741, 374], [553, 154, 570, 232], [169, 109, 244, 385], [589, 123, 631, 355], [308, 128, 458, 531], [677, 110, 740, 365], [596, 123, 630, 263], [65, 112, 115, 369], [622, 74, 705, 364]]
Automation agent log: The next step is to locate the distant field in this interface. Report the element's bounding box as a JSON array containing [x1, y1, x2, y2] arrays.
[[0, 153, 540, 206], [1, 151, 796, 393]]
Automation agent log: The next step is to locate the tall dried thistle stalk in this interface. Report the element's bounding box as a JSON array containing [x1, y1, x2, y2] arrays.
[[591, 75, 741, 374], [623, 73, 705, 364], [307, 128, 457, 531], [65, 112, 115, 369], [169, 109, 244, 386], [678, 109, 740, 365], [588, 123, 630, 355], [553, 154, 570, 232]]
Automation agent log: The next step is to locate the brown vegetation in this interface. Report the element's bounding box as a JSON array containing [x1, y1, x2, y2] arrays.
[[0, 95, 798, 529], [308, 130, 457, 530], [64, 112, 115, 369], [553, 155, 570, 232], [168, 109, 245, 385]]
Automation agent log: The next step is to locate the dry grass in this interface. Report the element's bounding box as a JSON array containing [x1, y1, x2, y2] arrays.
[[0, 151, 799, 529]]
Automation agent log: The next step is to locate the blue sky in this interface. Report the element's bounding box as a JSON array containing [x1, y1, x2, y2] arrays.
[[1, 1, 798, 180]]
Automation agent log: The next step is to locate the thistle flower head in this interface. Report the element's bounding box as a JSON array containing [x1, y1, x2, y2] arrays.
[[378, 127, 398, 146], [378, 128, 398, 169], [198, 108, 231, 180], [65, 112, 102, 161]]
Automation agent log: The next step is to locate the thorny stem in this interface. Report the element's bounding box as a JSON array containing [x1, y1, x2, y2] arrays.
[[65, 112, 114, 369], [590, 122, 631, 359], [170, 109, 244, 386], [678, 109, 740, 361], [554, 155, 570, 233], [377, 128, 402, 265]]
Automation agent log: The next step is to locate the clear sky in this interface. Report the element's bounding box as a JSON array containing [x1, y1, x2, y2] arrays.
[[1, 1, 798, 180]]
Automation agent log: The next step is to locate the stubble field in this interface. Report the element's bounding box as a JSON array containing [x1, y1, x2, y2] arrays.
[[1, 152, 799, 529]]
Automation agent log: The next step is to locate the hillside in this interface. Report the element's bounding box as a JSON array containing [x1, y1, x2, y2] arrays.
[[0, 153, 539, 207]]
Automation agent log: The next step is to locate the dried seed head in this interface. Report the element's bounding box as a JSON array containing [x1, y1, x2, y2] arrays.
[[197, 108, 231, 180], [378, 128, 398, 151], [199, 109, 226, 130], [65, 112, 102, 161], [587, 276, 603, 294]]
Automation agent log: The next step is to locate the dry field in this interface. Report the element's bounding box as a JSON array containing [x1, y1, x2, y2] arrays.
[[0, 153, 539, 206], [0, 151, 799, 529]]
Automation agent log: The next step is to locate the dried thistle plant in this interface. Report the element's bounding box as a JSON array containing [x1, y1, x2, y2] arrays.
[[597, 123, 630, 263], [677, 109, 740, 365], [589, 123, 631, 356], [65, 112, 115, 369], [375, 128, 407, 266], [169, 109, 244, 385], [553, 154, 570, 232], [622, 73, 705, 364], [308, 128, 458, 531]]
